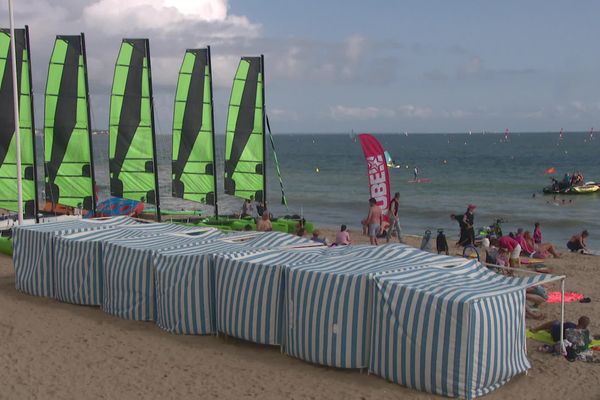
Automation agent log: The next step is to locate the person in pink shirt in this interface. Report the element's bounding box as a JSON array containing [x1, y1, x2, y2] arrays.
[[335, 225, 351, 246], [494, 235, 521, 268], [532, 222, 560, 257]]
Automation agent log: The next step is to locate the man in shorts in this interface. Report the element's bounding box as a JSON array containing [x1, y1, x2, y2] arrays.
[[365, 197, 383, 246]]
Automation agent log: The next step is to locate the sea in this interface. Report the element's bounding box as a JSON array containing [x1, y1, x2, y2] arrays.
[[39, 131, 600, 249]]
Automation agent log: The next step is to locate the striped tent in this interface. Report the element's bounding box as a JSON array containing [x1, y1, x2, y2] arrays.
[[54, 224, 214, 306], [369, 261, 560, 399], [155, 231, 316, 336], [12, 216, 140, 298], [101, 229, 230, 321], [212, 244, 450, 349], [284, 246, 465, 368]]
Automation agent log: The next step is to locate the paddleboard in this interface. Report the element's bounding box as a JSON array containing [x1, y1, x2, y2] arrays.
[[520, 257, 545, 265], [407, 178, 431, 183]]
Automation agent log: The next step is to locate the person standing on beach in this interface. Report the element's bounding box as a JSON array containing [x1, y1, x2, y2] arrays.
[[462, 204, 476, 245], [365, 198, 383, 245], [413, 166, 419, 181], [386, 192, 402, 243], [257, 212, 272, 232]]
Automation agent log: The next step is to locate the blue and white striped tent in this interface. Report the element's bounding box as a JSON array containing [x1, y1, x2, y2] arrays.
[[12, 216, 140, 298], [155, 231, 316, 336], [212, 244, 454, 349], [101, 229, 231, 321], [53, 223, 213, 306], [369, 261, 559, 399], [283, 246, 465, 368]]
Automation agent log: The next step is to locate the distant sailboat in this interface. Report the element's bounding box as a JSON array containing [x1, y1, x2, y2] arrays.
[[559, 128, 564, 140], [590, 127, 595, 140], [503, 128, 510, 141]]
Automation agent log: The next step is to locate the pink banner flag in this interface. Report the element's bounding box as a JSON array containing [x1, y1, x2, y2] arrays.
[[358, 134, 391, 211]]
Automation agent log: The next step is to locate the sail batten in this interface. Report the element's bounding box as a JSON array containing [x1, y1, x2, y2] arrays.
[[44, 34, 96, 212], [109, 38, 160, 218], [171, 47, 217, 208], [0, 27, 37, 218], [224, 56, 265, 204]]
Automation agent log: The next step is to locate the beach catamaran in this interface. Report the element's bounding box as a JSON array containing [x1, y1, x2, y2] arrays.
[[224, 55, 287, 211], [108, 38, 161, 221], [0, 26, 38, 225], [171, 47, 218, 216], [43, 34, 97, 216]]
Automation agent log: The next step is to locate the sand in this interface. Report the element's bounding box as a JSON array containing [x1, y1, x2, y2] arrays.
[[0, 230, 599, 399]]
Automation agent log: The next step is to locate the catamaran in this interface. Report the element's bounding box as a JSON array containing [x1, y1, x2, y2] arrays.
[[0, 26, 38, 226], [171, 47, 218, 215], [43, 33, 97, 216], [108, 38, 161, 221]]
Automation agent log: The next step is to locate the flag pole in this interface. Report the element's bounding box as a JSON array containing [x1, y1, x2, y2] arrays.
[[8, 0, 23, 224]]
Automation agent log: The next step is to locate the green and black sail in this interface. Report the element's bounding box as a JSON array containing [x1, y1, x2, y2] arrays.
[[171, 47, 217, 210], [109, 38, 160, 217], [0, 27, 38, 218], [224, 56, 266, 204], [44, 34, 96, 212]]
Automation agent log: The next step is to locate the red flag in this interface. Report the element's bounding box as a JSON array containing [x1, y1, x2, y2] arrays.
[[358, 134, 391, 211]]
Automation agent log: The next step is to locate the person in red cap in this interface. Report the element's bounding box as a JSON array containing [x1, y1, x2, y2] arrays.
[[463, 204, 476, 245]]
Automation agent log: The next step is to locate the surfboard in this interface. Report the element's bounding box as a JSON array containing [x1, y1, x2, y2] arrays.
[[407, 178, 431, 183]]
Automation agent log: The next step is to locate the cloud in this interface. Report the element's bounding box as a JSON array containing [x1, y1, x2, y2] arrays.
[[330, 106, 396, 120]]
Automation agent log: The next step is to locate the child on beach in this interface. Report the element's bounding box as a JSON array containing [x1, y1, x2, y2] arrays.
[[335, 225, 351, 246], [256, 212, 272, 232]]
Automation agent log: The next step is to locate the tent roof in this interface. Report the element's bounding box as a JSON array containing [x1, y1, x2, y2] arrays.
[[375, 260, 562, 302]]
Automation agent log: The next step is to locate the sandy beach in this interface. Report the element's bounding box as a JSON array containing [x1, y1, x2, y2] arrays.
[[0, 231, 598, 400]]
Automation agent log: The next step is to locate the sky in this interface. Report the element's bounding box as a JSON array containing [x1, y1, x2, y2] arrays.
[[4, 0, 600, 133]]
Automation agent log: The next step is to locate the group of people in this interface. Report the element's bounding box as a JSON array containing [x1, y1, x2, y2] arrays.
[[549, 171, 586, 191], [358, 192, 402, 246]]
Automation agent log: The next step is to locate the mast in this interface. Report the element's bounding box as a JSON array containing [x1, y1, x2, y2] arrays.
[[207, 46, 218, 219], [260, 54, 266, 209], [8, 0, 23, 224], [145, 38, 161, 222], [25, 25, 39, 222], [81, 32, 97, 215]]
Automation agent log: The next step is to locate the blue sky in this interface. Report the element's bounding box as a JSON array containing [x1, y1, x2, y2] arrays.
[[6, 0, 600, 133]]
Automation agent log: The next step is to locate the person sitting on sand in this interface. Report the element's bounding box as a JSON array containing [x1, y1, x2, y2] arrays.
[[256, 212, 272, 232], [335, 225, 351, 246], [365, 198, 383, 246], [524, 230, 560, 258], [567, 230, 589, 253], [311, 230, 327, 245], [532, 316, 590, 342]]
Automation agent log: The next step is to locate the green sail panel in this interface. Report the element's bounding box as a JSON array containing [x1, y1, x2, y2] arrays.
[[171, 48, 216, 205], [109, 38, 159, 205], [44, 34, 96, 211], [0, 27, 38, 218], [224, 56, 265, 203]]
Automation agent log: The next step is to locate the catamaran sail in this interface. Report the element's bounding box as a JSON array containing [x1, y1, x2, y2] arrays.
[[44, 34, 96, 213], [0, 26, 38, 218], [109, 38, 160, 219], [224, 56, 266, 204], [171, 47, 217, 211]]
